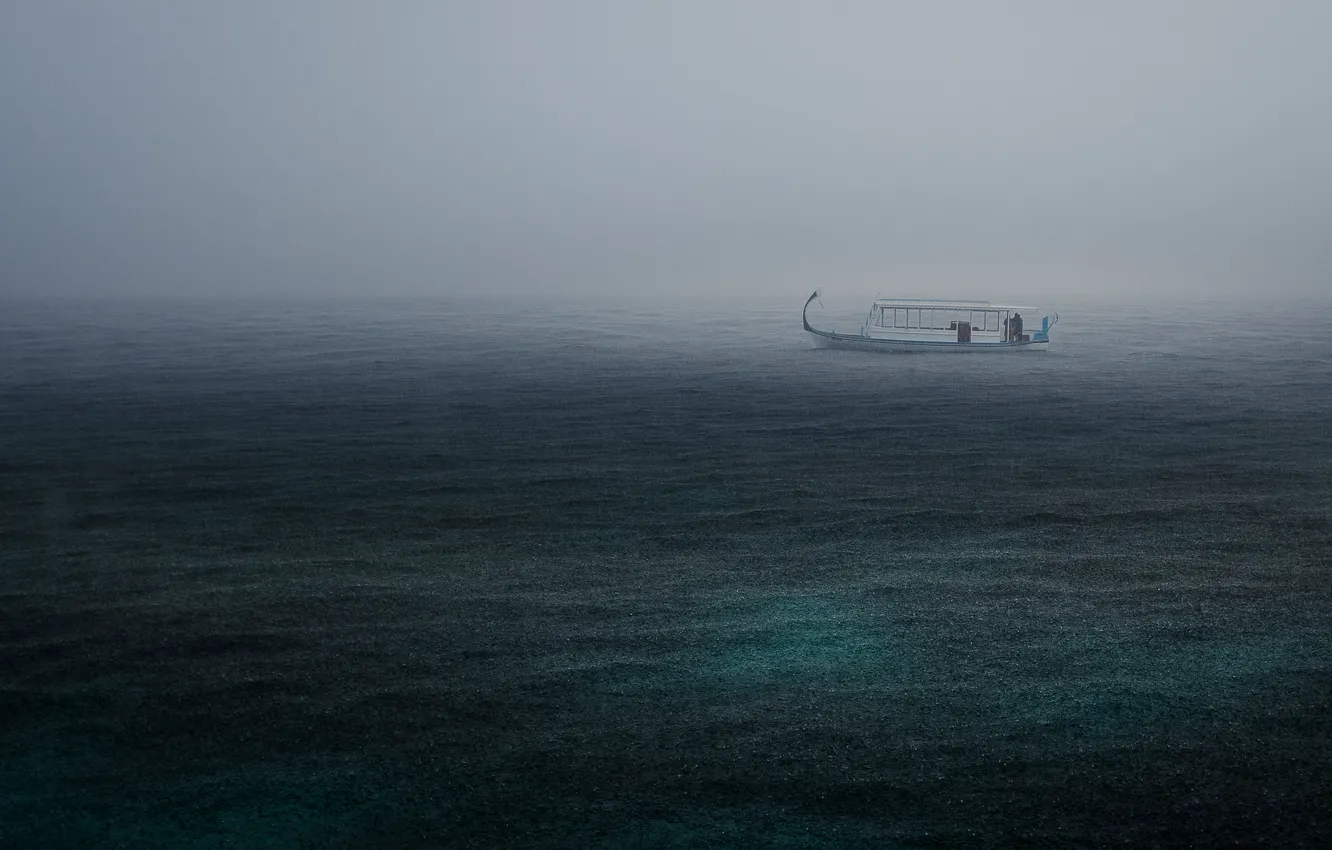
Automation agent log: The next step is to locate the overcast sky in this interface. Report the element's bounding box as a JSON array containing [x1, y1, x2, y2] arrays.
[[2, 1, 1329, 300]]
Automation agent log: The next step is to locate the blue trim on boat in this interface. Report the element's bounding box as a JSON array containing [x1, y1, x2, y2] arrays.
[[811, 329, 1048, 348]]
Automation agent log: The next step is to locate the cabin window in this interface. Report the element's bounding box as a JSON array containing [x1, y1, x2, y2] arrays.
[[906, 308, 919, 328], [893, 308, 905, 328]]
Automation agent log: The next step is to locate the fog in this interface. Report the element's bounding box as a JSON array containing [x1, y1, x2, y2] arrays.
[[2, 1, 1329, 302]]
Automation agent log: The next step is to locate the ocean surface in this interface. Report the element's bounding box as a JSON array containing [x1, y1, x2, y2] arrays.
[[2, 295, 1331, 848]]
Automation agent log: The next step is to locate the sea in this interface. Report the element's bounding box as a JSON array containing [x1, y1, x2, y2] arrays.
[[2, 295, 1330, 848]]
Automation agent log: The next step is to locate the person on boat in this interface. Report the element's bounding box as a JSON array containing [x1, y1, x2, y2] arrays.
[[1010, 312, 1023, 341]]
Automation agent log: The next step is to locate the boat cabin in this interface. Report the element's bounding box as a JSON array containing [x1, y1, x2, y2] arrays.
[[864, 299, 1037, 343]]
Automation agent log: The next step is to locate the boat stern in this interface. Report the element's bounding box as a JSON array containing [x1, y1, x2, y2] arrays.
[[1029, 313, 1057, 343]]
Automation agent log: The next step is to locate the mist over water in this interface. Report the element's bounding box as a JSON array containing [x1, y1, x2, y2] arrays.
[[2, 296, 1331, 846], [5, 2, 1331, 842], [5, 3, 1332, 302]]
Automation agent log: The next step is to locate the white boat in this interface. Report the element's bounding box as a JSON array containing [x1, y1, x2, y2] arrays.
[[803, 290, 1057, 353]]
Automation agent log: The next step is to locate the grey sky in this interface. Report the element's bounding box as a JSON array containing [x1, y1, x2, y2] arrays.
[[2, 1, 1329, 300]]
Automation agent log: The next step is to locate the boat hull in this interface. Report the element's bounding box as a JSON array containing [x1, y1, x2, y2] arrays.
[[808, 329, 1049, 353]]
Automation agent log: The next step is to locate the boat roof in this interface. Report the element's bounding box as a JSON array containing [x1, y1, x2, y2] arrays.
[[872, 298, 1037, 311]]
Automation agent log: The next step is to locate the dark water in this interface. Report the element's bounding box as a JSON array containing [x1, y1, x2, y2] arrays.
[[2, 296, 1331, 848]]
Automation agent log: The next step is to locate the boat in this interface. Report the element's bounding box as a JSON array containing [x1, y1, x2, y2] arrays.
[[802, 290, 1057, 353]]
